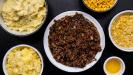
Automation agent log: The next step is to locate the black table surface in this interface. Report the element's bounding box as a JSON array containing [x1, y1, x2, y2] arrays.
[[0, 0, 133, 75]]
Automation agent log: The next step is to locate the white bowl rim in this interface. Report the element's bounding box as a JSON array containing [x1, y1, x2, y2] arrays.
[[0, 0, 48, 37], [2, 44, 44, 75], [103, 56, 125, 75], [43, 11, 105, 72], [108, 10, 133, 52]]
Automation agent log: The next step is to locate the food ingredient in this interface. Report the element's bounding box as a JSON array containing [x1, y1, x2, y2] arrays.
[[83, 0, 116, 12], [49, 13, 101, 68], [6, 46, 42, 75], [111, 14, 133, 48], [2, 0, 47, 33], [105, 58, 121, 74]]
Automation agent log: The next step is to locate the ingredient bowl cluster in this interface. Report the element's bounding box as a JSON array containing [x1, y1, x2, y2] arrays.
[[0, 0, 133, 75]]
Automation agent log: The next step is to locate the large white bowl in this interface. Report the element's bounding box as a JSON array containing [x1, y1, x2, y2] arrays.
[[0, 0, 48, 37], [43, 11, 105, 72], [3, 44, 44, 75], [109, 10, 133, 52]]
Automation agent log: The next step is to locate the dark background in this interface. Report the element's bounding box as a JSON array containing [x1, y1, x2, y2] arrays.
[[0, 0, 133, 75]]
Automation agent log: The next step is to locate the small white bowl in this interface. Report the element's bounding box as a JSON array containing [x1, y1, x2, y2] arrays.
[[109, 10, 133, 52], [82, 0, 118, 13], [43, 11, 105, 72], [3, 44, 44, 75], [0, 0, 48, 37], [103, 56, 125, 75]]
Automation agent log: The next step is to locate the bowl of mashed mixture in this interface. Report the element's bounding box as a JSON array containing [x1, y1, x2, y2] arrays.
[[3, 44, 44, 75], [0, 0, 47, 36]]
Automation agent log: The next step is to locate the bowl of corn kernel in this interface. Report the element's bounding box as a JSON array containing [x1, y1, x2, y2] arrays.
[[3, 44, 44, 75], [109, 10, 133, 52], [83, 0, 118, 13], [0, 0, 48, 36]]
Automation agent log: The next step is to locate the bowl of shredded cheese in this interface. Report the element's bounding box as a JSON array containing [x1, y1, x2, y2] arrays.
[[3, 44, 44, 75], [0, 0, 48, 36], [109, 10, 133, 52], [82, 0, 118, 13]]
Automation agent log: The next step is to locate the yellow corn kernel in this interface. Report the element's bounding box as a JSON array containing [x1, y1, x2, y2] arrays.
[[111, 14, 133, 48], [83, 0, 116, 12]]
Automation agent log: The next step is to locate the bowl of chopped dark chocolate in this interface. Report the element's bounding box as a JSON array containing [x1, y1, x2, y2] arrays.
[[43, 11, 105, 72]]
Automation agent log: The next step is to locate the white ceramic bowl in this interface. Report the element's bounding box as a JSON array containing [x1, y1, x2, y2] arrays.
[[109, 10, 133, 52], [43, 11, 105, 72], [103, 56, 125, 75], [82, 0, 118, 13], [3, 44, 44, 75], [0, 0, 48, 37]]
